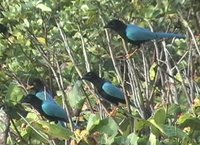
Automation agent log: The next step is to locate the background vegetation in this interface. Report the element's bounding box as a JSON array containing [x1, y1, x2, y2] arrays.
[[0, 0, 200, 144]]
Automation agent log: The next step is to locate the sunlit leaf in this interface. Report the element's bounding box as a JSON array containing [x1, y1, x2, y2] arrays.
[[86, 114, 100, 132], [68, 80, 85, 115], [6, 83, 26, 105], [150, 119, 188, 138], [37, 37, 46, 45], [23, 18, 30, 27], [177, 113, 200, 130], [175, 72, 183, 82], [32, 120, 73, 140], [88, 117, 119, 144], [177, 113, 192, 125], [154, 108, 166, 124], [127, 133, 139, 145], [91, 117, 119, 137], [36, 3, 52, 12], [149, 63, 158, 81], [134, 118, 150, 133]]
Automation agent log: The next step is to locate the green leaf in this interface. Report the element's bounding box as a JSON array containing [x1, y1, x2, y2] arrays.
[[175, 72, 183, 82], [89, 117, 119, 144], [135, 118, 150, 133], [6, 83, 26, 105], [23, 18, 30, 28], [177, 114, 200, 130], [112, 134, 136, 145], [177, 113, 192, 125], [91, 117, 119, 137], [127, 133, 139, 145], [114, 136, 127, 145], [154, 108, 166, 124], [161, 125, 187, 138], [150, 119, 188, 138], [149, 63, 158, 81], [36, 3, 52, 12], [144, 5, 157, 19], [68, 80, 85, 115], [168, 104, 182, 117], [32, 120, 73, 140], [86, 114, 100, 132]]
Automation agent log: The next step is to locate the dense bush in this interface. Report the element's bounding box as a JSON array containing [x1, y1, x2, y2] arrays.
[[0, 0, 200, 144]]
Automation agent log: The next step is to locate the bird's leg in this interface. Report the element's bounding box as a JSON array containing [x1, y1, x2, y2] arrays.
[[116, 49, 138, 60], [125, 49, 138, 59], [109, 106, 119, 117]]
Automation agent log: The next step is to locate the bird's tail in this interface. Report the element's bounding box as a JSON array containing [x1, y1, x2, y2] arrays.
[[155, 32, 186, 39]]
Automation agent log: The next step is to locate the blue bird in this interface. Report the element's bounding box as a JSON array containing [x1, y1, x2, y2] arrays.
[[26, 79, 68, 125], [82, 72, 125, 105], [104, 19, 185, 46], [28, 78, 54, 101], [23, 94, 68, 123]]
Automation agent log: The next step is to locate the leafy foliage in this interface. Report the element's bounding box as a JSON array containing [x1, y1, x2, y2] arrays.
[[0, 0, 200, 144]]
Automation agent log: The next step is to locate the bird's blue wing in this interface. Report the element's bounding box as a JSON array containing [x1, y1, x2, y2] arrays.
[[102, 82, 124, 99], [42, 100, 67, 120], [126, 24, 157, 41], [36, 91, 54, 101]]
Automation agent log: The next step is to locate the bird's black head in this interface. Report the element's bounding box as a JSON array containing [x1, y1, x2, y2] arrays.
[[82, 72, 99, 82], [104, 19, 127, 31], [27, 78, 45, 92], [0, 24, 8, 35]]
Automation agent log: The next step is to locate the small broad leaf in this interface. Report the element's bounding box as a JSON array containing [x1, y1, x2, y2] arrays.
[[6, 82, 26, 105], [177, 113, 192, 125], [36, 3, 52, 12], [86, 114, 100, 132], [24, 109, 72, 139], [162, 125, 187, 138], [91, 117, 119, 137], [127, 133, 139, 145], [177, 114, 200, 130], [175, 72, 183, 82], [37, 37, 46, 45], [68, 80, 85, 114], [134, 118, 150, 133], [168, 104, 181, 117], [89, 117, 119, 145], [32, 120, 73, 140], [114, 136, 127, 145], [149, 63, 158, 80], [23, 18, 30, 27], [150, 119, 188, 138], [154, 108, 166, 124]]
